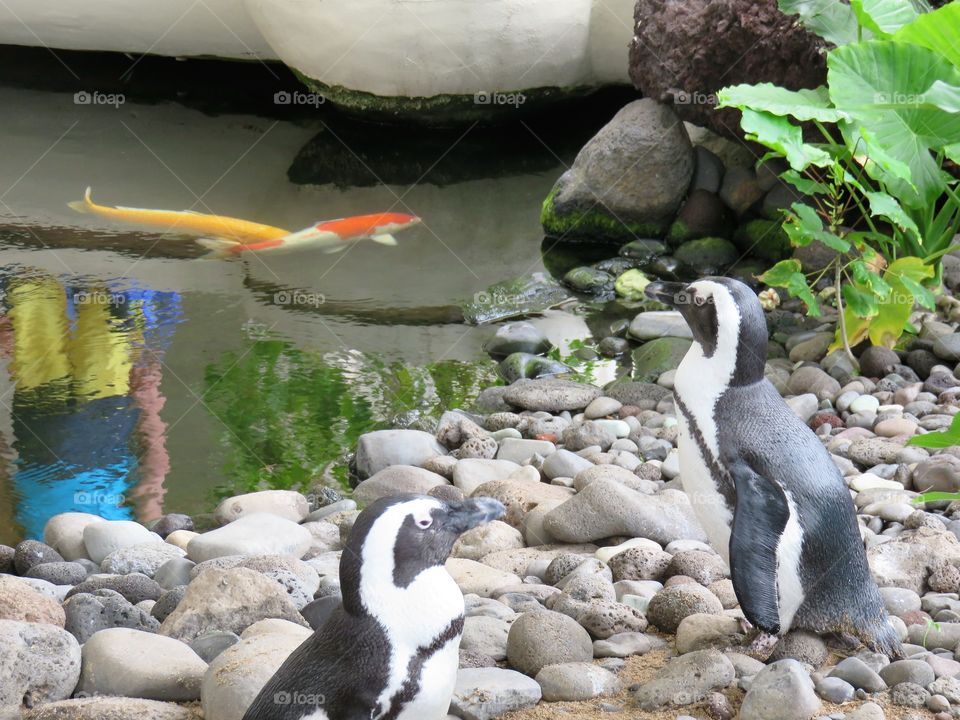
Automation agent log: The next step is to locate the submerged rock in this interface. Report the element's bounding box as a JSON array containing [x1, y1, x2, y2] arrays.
[[498, 353, 572, 382], [631, 338, 692, 383]]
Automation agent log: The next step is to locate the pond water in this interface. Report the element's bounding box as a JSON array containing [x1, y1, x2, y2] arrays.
[[0, 54, 633, 543]]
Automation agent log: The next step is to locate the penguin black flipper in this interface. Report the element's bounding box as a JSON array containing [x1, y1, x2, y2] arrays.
[[728, 457, 791, 635]]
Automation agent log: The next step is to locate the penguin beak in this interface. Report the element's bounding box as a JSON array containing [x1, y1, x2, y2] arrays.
[[444, 497, 506, 534], [644, 281, 685, 307]]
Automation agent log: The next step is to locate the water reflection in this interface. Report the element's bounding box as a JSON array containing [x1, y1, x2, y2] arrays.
[[2, 269, 181, 540]]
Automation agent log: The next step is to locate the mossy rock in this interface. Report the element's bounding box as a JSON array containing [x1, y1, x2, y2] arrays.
[[614, 269, 651, 301], [631, 337, 692, 382], [672, 237, 739, 275], [541, 186, 665, 242], [732, 219, 792, 262]]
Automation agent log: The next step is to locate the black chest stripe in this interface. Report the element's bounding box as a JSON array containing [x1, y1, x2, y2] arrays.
[[673, 394, 736, 510], [377, 615, 465, 720]]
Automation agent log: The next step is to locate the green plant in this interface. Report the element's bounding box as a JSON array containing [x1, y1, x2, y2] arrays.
[[717, 1, 960, 353], [908, 412, 960, 504]]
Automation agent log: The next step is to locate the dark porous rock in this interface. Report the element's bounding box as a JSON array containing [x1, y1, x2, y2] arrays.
[[25, 561, 88, 586], [561, 421, 616, 452], [646, 583, 724, 633], [890, 681, 931, 708], [719, 167, 765, 216], [925, 372, 960, 396], [151, 586, 187, 623], [150, 514, 194, 539], [666, 551, 728, 586], [860, 346, 901, 378], [427, 484, 466, 503], [604, 380, 671, 409], [928, 563, 960, 594], [64, 590, 160, 643], [541, 99, 694, 241], [14, 539, 64, 575], [475, 386, 514, 413], [0, 545, 14, 574], [608, 547, 672, 582], [628, 0, 825, 139], [577, 601, 648, 639], [666, 190, 731, 246], [502, 378, 601, 413], [808, 412, 844, 431], [544, 554, 588, 586], [691, 146, 724, 193], [66, 574, 163, 605], [846, 438, 902, 467], [906, 349, 939, 379]]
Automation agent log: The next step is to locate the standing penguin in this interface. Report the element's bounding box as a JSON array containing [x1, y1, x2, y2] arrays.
[[242, 494, 505, 720], [644, 277, 900, 656]]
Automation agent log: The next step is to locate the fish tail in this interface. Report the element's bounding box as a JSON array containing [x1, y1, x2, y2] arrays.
[[196, 236, 243, 260], [67, 186, 94, 214]]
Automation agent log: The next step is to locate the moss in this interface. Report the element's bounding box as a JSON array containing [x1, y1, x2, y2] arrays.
[[540, 186, 665, 242], [733, 219, 792, 262], [631, 337, 692, 383], [294, 70, 605, 125]]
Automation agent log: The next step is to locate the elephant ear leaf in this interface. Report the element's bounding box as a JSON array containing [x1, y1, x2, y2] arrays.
[[850, 0, 920, 37], [895, 3, 960, 69]]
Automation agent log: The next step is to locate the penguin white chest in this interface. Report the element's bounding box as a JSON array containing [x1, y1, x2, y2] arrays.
[[393, 640, 460, 720], [677, 414, 733, 564]]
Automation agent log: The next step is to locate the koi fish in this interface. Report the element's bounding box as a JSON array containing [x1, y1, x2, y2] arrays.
[[68, 187, 291, 244], [197, 212, 421, 259]]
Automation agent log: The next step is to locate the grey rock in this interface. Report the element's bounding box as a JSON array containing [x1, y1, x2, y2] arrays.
[[483, 322, 551, 359], [933, 334, 960, 362], [535, 662, 620, 701], [505, 610, 593, 676], [461, 615, 511, 661], [628, 311, 693, 341], [740, 659, 822, 720], [829, 656, 887, 692], [890, 681, 930, 708], [786, 366, 841, 401], [675, 613, 745, 654], [561, 421, 616, 451], [647, 583, 724, 633], [352, 465, 449, 504], [450, 668, 542, 720], [76, 627, 207, 701], [666, 550, 727, 586], [543, 480, 705, 545], [155, 557, 196, 591], [502, 379, 601, 413], [24, 561, 87, 586], [593, 631, 660, 658], [355, 428, 447, 480], [66, 573, 163, 604], [14, 539, 64, 575], [63, 590, 160, 643], [633, 649, 735, 709], [42, 512, 105, 562], [186, 513, 311, 563], [189, 631, 240, 663], [101, 542, 186, 578], [83, 521, 160, 565], [577, 600, 648, 639], [0, 619, 81, 707], [816, 676, 855, 704], [608, 546, 672, 582], [879, 659, 936, 688], [151, 586, 187, 622], [541, 450, 593, 481], [151, 514, 194, 539], [21, 697, 200, 720], [769, 630, 829, 667]]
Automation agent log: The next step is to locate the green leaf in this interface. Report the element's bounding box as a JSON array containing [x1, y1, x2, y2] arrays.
[[759, 259, 803, 286], [738, 109, 833, 172], [781, 170, 830, 195], [814, 230, 852, 253], [850, 0, 919, 37], [945, 144, 960, 164], [864, 190, 921, 240], [870, 279, 914, 347], [888, 255, 935, 283], [895, 3, 960, 69], [851, 260, 894, 299], [828, 41, 960, 207], [791, 203, 824, 233], [778, 0, 861, 46], [908, 412, 960, 448], [913, 491, 960, 503], [716, 84, 847, 122], [899, 274, 937, 310], [842, 283, 880, 317], [787, 272, 822, 316], [923, 80, 960, 114]]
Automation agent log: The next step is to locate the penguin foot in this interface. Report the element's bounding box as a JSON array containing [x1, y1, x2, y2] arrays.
[[739, 628, 779, 661]]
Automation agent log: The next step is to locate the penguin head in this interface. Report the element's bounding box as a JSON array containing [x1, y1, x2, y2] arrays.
[[644, 276, 767, 385], [340, 494, 505, 612]]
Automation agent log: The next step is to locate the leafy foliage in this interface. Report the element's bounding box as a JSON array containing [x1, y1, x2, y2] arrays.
[[717, 0, 960, 350]]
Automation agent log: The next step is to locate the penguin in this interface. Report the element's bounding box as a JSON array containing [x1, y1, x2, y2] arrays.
[[644, 277, 901, 656], [242, 494, 505, 720]]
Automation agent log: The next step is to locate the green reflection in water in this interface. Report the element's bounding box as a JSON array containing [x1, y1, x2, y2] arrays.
[[204, 339, 499, 498]]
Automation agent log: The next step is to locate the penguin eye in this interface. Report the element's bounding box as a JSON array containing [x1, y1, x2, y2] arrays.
[[416, 517, 433, 530]]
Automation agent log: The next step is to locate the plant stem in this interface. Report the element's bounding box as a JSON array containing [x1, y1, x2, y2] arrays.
[[835, 261, 855, 363]]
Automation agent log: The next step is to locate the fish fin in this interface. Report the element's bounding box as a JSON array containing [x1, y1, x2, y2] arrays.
[[322, 244, 348, 254], [371, 234, 398, 246], [196, 237, 242, 260], [67, 186, 94, 214]]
